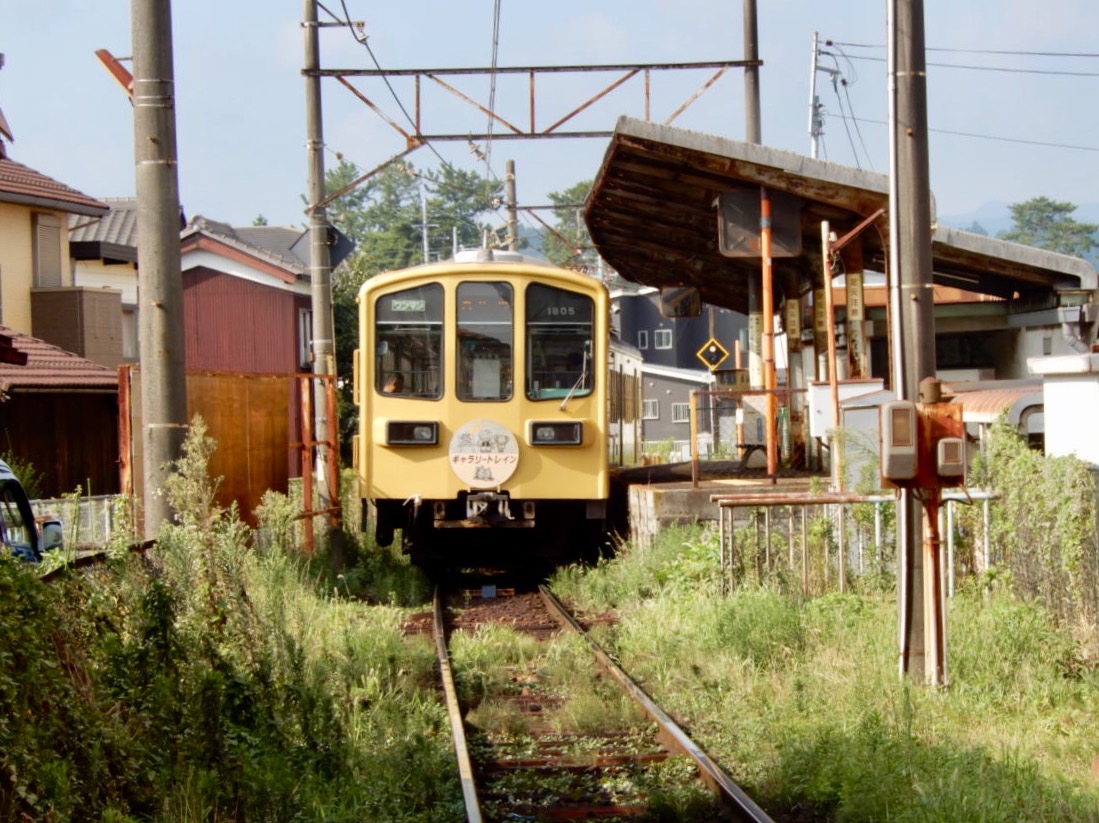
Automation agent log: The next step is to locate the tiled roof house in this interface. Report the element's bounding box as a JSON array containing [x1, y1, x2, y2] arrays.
[[0, 145, 121, 497]]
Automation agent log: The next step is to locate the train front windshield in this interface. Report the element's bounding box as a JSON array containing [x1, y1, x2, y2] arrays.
[[375, 284, 443, 398], [526, 283, 594, 401], [457, 282, 513, 401]]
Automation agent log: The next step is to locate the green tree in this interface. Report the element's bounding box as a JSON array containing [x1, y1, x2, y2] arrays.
[[998, 196, 1098, 258], [423, 162, 501, 255], [322, 158, 500, 452], [541, 179, 598, 270]]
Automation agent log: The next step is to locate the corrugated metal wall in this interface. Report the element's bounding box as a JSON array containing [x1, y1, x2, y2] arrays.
[[182, 268, 306, 373], [187, 372, 293, 524], [124, 367, 301, 527]]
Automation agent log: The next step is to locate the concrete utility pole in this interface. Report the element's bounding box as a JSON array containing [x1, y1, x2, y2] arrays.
[[743, 0, 764, 392], [132, 0, 187, 538], [891, 0, 938, 684], [742, 0, 761, 145], [304, 0, 337, 529], [742, 0, 778, 477]]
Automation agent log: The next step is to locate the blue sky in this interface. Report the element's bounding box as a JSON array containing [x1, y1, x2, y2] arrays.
[[3, 0, 1098, 235]]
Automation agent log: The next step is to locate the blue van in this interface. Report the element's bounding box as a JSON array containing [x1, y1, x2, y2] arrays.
[[0, 460, 62, 562]]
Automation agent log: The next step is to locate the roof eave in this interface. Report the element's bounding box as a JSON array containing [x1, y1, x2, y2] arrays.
[[0, 191, 108, 218]]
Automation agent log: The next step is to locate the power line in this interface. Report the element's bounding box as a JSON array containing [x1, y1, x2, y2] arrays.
[[824, 41, 1099, 77], [322, 0, 448, 167], [823, 112, 1099, 153], [830, 41, 1099, 59], [844, 54, 1099, 78], [485, 0, 503, 170], [817, 44, 873, 169]]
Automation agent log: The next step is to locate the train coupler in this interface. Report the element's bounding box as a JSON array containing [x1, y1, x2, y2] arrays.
[[434, 492, 536, 529]]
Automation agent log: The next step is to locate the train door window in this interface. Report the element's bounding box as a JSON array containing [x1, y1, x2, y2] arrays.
[[457, 282, 513, 401], [526, 283, 594, 401], [374, 284, 443, 398]]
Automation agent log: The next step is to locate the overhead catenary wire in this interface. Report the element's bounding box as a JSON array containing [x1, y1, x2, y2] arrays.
[[322, 0, 448, 168], [324, 0, 546, 249], [485, 0, 503, 171]]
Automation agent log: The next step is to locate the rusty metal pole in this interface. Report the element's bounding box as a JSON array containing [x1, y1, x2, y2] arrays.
[[300, 378, 314, 555], [132, 0, 188, 539], [689, 389, 700, 488], [821, 223, 841, 488], [760, 189, 778, 479]]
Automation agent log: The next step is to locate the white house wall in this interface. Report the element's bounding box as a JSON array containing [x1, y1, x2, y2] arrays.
[[73, 259, 138, 303], [181, 249, 311, 296]]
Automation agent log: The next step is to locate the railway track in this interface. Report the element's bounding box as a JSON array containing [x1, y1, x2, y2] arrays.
[[431, 584, 773, 822]]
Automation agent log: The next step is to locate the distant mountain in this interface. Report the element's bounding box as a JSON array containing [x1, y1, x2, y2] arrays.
[[937, 201, 1012, 236]]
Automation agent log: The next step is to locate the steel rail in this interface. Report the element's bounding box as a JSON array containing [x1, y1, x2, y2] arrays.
[[432, 588, 483, 823], [538, 585, 775, 823]]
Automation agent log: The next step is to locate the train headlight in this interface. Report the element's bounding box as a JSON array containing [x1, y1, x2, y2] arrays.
[[386, 421, 439, 445], [529, 421, 583, 446]]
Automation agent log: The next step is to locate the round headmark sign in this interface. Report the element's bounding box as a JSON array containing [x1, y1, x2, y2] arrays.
[[448, 419, 520, 489]]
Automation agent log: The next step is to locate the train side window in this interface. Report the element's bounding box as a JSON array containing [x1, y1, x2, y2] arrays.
[[374, 284, 443, 398], [526, 283, 594, 401], [457, 282, 513, 402]]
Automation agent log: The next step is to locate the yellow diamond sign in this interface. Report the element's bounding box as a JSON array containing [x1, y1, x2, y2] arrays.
[[696, 338, 729, 371]]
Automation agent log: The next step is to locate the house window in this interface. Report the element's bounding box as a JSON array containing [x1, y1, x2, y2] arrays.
[[33, 213, 63, 288], [121, 305, 138, 361], [672, 402, 691, 423], [654, 328, 673, 349], [637, 330, 649, 349], [298, 308, 313, 369], [642, 398, 659, 420]]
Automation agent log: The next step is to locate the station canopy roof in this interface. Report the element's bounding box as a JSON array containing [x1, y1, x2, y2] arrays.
[[584, 117, 1097, 316]]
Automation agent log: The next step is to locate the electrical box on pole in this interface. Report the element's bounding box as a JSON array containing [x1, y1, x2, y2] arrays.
[[879, 387, 965, 491]]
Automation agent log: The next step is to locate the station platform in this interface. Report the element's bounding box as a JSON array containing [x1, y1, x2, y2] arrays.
[[613, 462, 821, 549]]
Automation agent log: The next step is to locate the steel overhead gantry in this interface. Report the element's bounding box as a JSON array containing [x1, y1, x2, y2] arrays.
[[305, 59, 760, 212]]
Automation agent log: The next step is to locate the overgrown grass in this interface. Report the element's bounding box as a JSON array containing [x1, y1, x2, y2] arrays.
[[1, 418, 459, 822], [552, 523, 1099, 821], [10, 416, 1099, 821]]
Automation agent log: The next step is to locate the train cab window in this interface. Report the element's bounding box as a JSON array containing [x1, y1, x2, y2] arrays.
[[526, 283, 594, 401], [374, 284, 443, 398], [457, 282, 513, 402]]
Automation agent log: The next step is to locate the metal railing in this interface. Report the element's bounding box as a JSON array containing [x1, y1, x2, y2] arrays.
[[31, 494, 133, 548], [711, 489, 997, 596]]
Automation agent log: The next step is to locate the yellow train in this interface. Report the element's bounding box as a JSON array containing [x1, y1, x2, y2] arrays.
[[353, 249, 641, 570]]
